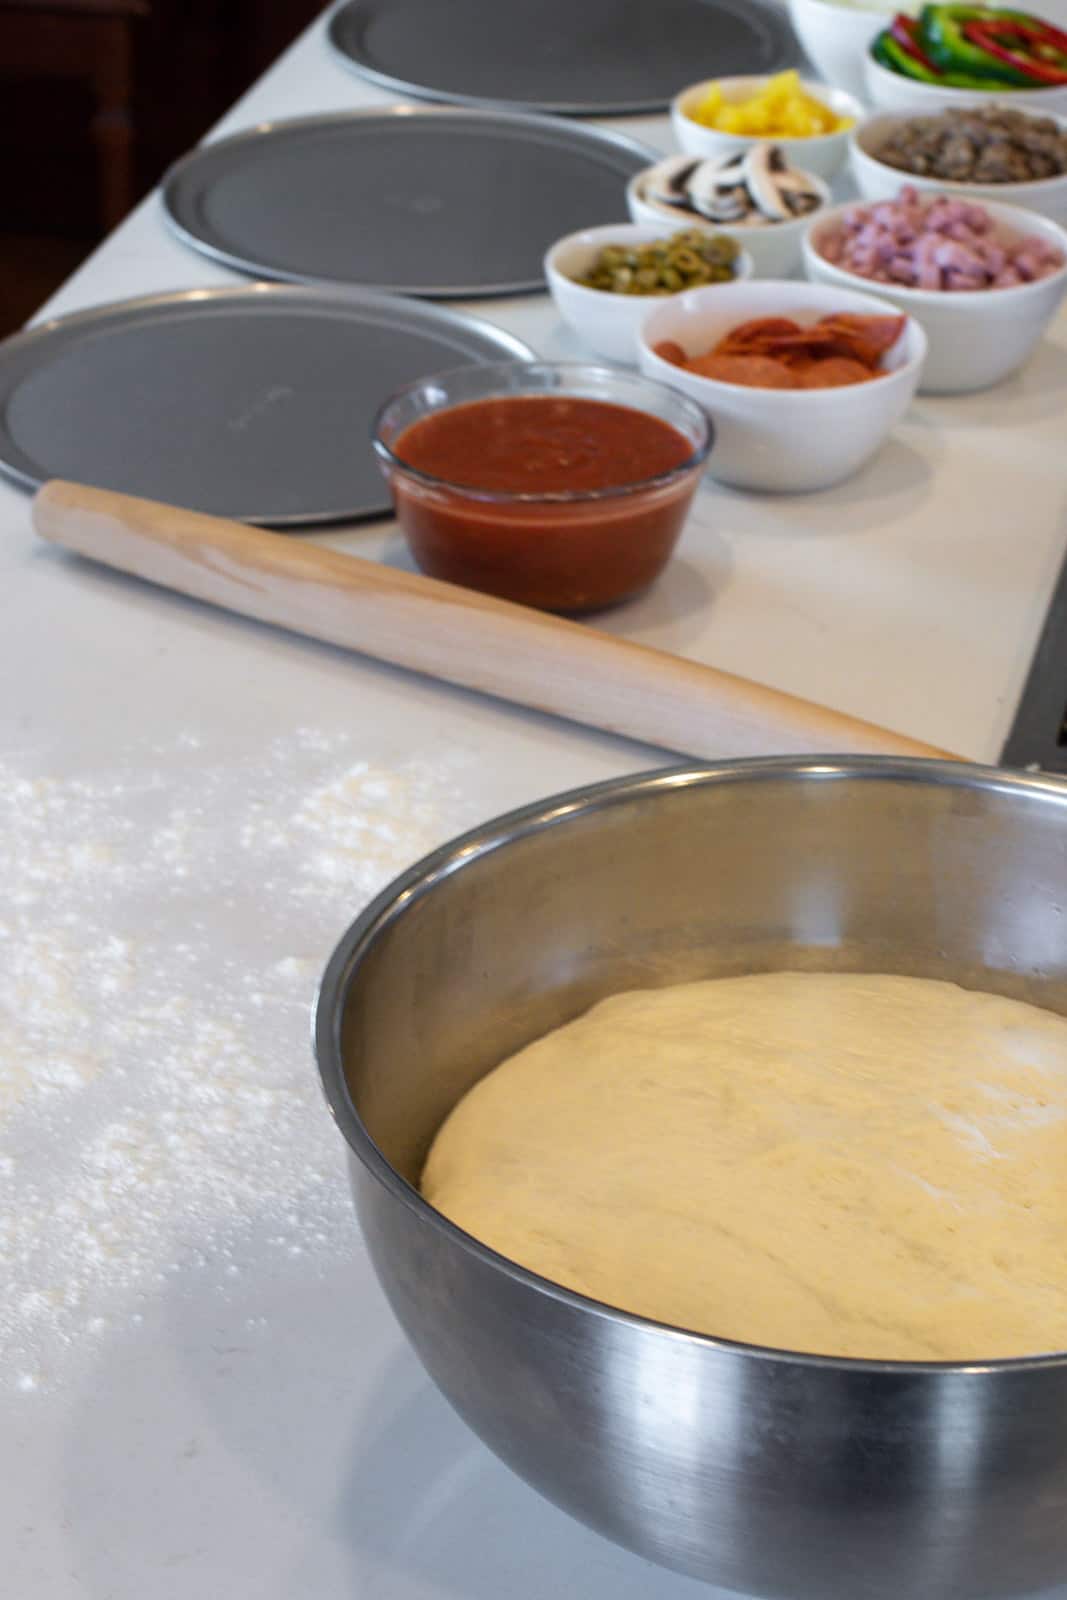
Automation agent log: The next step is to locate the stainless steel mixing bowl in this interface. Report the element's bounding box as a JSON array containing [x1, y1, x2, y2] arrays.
[[315, 757, 1067, 1599]]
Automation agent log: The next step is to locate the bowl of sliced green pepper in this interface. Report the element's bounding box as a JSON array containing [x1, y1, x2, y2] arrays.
[[865, 4, 1067, 114]]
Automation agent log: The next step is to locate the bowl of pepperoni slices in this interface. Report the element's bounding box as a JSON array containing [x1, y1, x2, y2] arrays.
[[638, 278, 927, 493]]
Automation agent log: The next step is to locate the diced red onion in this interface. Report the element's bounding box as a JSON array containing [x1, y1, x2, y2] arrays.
[[820, 187, 1063, 292]]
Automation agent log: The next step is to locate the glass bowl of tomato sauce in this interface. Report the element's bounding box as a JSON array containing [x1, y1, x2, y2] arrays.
[[372, 362, 712, 614]]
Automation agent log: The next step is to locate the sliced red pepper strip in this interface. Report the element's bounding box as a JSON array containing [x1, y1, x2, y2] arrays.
[[891, 12, 944, 71], [1023, 14, 1067, 54], [961, 18, 1067, 85], [964, 17, 1067, 65]]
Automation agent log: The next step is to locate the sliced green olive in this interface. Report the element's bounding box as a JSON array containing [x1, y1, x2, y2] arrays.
[[573, 229, 740, 296]]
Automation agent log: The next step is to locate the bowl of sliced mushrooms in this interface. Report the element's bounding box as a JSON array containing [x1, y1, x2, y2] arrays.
[[627, 145, 830, 279], [544, 222, 752, 364]]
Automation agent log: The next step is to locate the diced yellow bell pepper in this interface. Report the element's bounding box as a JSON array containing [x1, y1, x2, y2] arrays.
[[687, 69, 852, 138]]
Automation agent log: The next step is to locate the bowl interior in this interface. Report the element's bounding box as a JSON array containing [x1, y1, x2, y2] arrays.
[[853, 111, 1067, 192], [864, 46, 1067, 112], [807, 195, 1067, 298], [374, 360, 711, 497], [790, 0, 884, 41], [628, 169, 831, 243], [640, 279, 925, 383], [321, 763, 1067, 1188], [675, 75, 860, 137], [547, 225, 751, 298]]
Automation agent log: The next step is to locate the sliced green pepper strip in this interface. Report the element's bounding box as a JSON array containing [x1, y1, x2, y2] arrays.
[[872, 27, 943, 80], [871, 20, 997, 85], [921, 4, 1048, 84], [891, 13, 944, 69]]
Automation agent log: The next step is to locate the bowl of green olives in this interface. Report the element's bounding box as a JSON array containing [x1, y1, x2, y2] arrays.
[[544, 223, 752, 365]]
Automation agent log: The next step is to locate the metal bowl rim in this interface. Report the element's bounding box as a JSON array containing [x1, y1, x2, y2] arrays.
[[313, 753, 1067, 1376]]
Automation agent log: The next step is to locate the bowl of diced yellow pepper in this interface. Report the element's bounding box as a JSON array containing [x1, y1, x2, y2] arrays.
[[672, 70, 861, 181]]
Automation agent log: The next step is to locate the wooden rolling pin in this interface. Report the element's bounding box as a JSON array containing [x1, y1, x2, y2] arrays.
[[33, 480, 958, 762]]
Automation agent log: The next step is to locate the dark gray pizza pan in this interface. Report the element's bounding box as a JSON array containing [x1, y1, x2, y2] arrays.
[[326, 0, 799, 116], [0, 285, 534, 526], [162, 108, 656, 298]]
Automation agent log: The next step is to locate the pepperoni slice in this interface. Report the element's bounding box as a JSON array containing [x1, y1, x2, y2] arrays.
[[815, 314, 907, 368], [688, 353, 799, 388], [656, 313, 906, 389], [798, 357, 878, 388], [652, 340, 688, 368], [718, 317, 803, 348]]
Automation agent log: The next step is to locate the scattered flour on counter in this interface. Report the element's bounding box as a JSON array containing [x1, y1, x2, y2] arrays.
[[0, 731, 480, 1392], [241, 756, 455, 891]]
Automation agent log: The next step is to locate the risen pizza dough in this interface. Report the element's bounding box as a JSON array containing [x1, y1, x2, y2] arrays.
[[421, 973, 1067, 1360]]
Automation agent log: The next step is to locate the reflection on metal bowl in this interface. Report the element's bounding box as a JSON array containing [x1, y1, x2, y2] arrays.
[[315, 758, 1067, 1600]]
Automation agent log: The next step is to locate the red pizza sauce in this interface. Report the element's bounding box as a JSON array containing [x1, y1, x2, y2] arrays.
[[387, 395, 703, 613]]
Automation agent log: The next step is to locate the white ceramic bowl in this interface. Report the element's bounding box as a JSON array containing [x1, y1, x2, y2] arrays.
[[787, 0, 887, 103], [864, 47, 1067, 117], [637, 279, 927, 493], [627, 168, 832, 279], [850, 111, 1067, 225], [544, 224, 753, 365], [802, 195, 1067, 392], [671, 75, 863, 182]]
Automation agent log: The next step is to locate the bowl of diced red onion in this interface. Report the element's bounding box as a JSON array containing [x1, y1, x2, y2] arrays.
[[802, 186, 1067, 393]]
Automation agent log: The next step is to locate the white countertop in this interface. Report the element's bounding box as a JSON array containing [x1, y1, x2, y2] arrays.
[[4, 5, 1067, 1597]]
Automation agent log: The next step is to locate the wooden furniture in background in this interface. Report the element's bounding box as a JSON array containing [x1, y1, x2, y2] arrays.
[[0, 0, 148, 232], [0, 0, 323, 335]]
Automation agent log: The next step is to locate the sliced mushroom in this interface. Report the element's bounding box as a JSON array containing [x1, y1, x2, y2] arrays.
[[741, 145, 793, 224], [686, 159, 751, 222], [642, 154, 704, 209], [637, 144, 822, 228], [772, 170, 824, 217], [699, 187, 751, 223]]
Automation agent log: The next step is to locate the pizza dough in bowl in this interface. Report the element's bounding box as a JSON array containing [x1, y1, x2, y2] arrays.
[[421, 972, 1067, 1362]]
